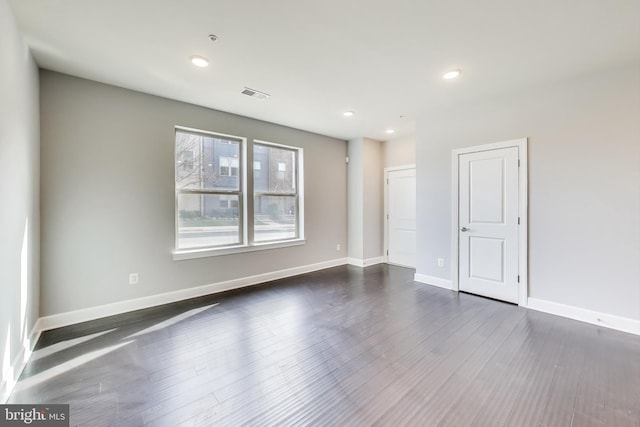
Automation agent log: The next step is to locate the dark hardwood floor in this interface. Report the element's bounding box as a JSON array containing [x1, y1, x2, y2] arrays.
[[9, 264, 640, 426]]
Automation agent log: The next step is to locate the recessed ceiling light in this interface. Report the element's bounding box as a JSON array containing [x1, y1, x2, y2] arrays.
[[443, 69, 461, 80], [343, 111, 355, 117], [190, 55, 209, 68], [386, 129, 395, 134]]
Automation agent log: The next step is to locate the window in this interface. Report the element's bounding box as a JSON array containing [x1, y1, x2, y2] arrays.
[[220, 156, 239, 177], [218, 196, 239, 209], [175, 127, 303, 257], [253, 142, 302, 243], [175, 128, 244, 250]]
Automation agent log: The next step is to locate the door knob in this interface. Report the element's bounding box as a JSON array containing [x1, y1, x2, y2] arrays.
[[461, 227, 470, 232]]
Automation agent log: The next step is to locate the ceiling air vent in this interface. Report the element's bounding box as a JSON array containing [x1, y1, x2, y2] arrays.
[[241, 87, 270, 100]]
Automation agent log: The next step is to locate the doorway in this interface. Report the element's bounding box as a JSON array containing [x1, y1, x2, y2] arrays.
[[451, 139, 528, 305]]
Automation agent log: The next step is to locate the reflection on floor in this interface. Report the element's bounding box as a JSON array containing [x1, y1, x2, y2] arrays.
[[9, 264, 640, 426]]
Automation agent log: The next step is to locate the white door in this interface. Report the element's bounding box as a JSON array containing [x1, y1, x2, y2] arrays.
[[387, 168, 416, 268], [459, 147, 519, 303]]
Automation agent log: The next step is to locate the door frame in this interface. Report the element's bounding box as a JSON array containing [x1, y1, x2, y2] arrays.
[[451, 139, 528, 306], [384, 164, 416, 265]]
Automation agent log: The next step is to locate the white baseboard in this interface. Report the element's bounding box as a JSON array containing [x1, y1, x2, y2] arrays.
[[347, 258, 362, 267], [528, 297, 640, 336], [414, 273, 453, 290], [38, 258, 348, 332], [1, 323, 41, 404], [364, 256, 384, 267], [347, 257, 385, 268]]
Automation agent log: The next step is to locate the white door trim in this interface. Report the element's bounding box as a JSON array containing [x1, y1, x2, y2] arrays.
[[384, 164, 416, 264], [451, 139, 528, 306]]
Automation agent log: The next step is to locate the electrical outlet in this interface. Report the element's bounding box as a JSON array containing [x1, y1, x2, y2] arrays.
[[129, 273, 139, 285], [437, 258, 445, 268], [336, 243, 341, 251]]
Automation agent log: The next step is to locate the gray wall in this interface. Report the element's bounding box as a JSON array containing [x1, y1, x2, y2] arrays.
[[362, 138, 383, 260], [347, 137, 383, 262], [347, 139, 364, 260], [416, 61, 640, 320], [383, 136, 415, 168], [0, 0, 40, 400], [39, 71, 347, 316]]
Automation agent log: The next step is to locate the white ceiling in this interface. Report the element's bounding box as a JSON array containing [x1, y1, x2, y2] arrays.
[[8, 0, 640, 141]]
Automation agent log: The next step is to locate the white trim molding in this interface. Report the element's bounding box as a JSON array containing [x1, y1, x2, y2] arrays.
[[347, 257, 385, 268], [414, 273, 453, 290], [1, 323, 41, 404], [38, 258, 347, 332], [451, 138, 528, 307], [174, 239, 306, 261], [528, 298, 640, 336]]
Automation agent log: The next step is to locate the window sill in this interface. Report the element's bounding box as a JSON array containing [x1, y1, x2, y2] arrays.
[[173, 239, 306, 261]]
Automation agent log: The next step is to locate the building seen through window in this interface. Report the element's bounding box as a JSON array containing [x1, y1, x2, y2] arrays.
[[253, 143, 298, 242], [175, 130, 242, 249]]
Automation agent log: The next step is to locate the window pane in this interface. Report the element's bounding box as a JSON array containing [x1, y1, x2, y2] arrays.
[[176, 130, 240, 191], [253, 144, 296, 193], [254, 195, 296, 242], [177, 193, 240, 248]]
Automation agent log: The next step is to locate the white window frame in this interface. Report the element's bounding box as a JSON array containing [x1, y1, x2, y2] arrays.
[[174, 126, 247, 254], [173, 127, 305, 261], [252, 140, 305, 245]]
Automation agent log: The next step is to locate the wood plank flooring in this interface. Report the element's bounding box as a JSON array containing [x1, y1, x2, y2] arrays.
[[9, 264, 640, 426]]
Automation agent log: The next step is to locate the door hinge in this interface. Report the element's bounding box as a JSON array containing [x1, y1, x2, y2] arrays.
[[387, 214, 389, 220], [345, 156, 350, 164], [518, 217, 520, 225], [386, 249, 389, 256], [518, 159, 520, 167], [517, 275, 520, 283], [387, 178, 389, 184]]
